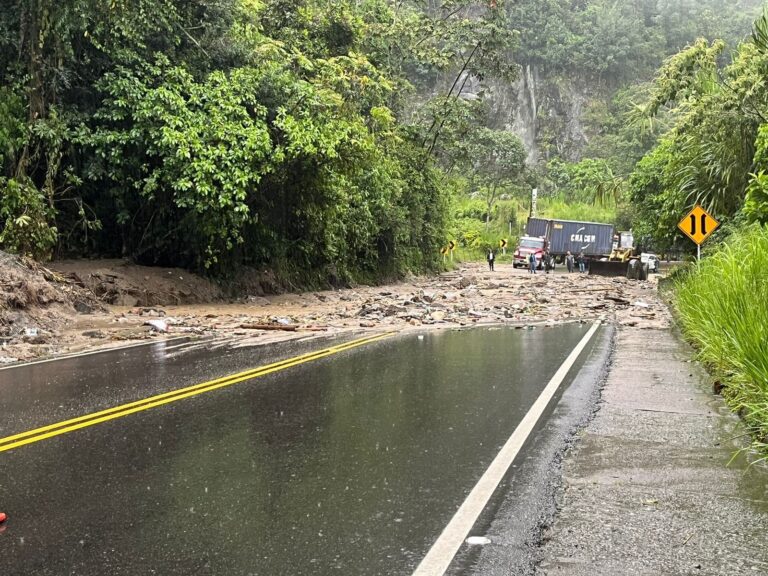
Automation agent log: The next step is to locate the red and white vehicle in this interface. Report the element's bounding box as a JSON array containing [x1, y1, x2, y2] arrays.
[[513, 236, 545, 269]]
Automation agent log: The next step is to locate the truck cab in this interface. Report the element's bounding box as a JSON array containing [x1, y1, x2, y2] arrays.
[[513, 236, 546, 268]]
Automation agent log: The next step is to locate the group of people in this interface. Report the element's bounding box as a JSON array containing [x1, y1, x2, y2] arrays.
[[565, 250, 586, 273], [486, 248, 587, 273], [529, 250, 553, 274]]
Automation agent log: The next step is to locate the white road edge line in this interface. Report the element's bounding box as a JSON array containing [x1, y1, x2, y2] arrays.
[[0, 337, 192, 372], [412, 321, 601, 576]]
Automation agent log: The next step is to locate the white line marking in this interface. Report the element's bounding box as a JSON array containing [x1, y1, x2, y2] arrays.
[[412, 321, 601, 576], [0, 337, 192, 371]]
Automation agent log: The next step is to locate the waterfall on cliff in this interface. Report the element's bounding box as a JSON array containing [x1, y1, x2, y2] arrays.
[[511, 63, 539, 165]]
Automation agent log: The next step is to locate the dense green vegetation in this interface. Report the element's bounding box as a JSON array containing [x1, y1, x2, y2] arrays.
[[511, 0, 759, 85], [0, 0, 762, 284], [627, 34, 768, 249], [624, 6, 768, 452], [0, 0, 516, 283], [674, 226, 768, 454], [455, 1, 762, 247]]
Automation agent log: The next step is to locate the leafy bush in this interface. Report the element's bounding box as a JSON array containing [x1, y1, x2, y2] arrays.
[[0, 178, 57, 259], [536, 197, 616, 223]]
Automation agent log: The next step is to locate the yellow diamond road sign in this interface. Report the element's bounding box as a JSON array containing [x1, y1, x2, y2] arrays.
[[678, 204, 719, 246]]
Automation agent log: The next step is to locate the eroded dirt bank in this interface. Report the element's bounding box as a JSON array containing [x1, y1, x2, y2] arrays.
[[0, 256, 670, 364]]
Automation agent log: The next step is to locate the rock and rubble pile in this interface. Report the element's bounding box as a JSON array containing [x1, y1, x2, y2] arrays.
[[0, 251, 103, 362], [143, 265, 671, 342], [0, 260, 672, 364]]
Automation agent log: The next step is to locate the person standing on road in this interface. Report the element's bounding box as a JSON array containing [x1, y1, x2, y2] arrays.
[[577, 251, 586, 273], [566, 251, 574, 273], [487, 248, 495, 271], [528, 252, 536, 274]]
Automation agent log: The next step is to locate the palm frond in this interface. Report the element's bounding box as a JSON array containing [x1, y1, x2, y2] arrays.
[[752, 5, 768, 54]]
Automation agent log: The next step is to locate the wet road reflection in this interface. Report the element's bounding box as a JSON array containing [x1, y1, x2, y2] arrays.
[[0, 324, 591, 575]]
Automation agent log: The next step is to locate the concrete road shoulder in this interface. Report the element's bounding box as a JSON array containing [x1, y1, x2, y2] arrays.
[[536, 326, 768, 576]]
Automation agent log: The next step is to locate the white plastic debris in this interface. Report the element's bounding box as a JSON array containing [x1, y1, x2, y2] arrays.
[[145, 319, 168, 333], [466, 536, 491, 546]]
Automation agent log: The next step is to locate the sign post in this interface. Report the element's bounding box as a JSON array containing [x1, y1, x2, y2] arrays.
[[441, 246, 448, 264], [499, 238, 507, 255], [448, 240, 456, 262], [677, 204, 719, 261]]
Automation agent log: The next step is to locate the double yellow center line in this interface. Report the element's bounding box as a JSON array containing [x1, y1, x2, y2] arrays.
[[0, 332, 395, 454]]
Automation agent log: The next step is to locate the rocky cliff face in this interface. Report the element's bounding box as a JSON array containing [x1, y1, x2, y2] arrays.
[[486, 63, 596, 166], [414, 62, 600, 168]]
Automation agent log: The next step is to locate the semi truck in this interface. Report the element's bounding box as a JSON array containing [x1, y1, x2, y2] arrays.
[[516, 218, 615, 261]]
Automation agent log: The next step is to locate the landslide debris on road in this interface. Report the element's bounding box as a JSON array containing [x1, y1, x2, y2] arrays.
[[94, 263, 670, 351], [1, 259, 671, 364], [50, 260, 224, 307], [0, 251, 103, 362]]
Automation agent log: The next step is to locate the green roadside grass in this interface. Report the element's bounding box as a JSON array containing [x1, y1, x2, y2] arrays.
[[673, 224, 768, 454]]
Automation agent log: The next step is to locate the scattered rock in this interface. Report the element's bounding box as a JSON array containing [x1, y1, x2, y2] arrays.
[[421, 290, 437, 303], [82, 330, 107, 338], [384, 305, 407, 317], [246, 296, 271, 306], [114, 294, 140, 307], [73, 300, 95, 314], [452, 276, 477, 289], [22, 332, 49, 344], [139, 307, 167, 317]]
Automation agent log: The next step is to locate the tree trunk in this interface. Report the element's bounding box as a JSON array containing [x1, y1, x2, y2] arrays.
[[16, 0, 47, 179], [485, 182, 497, 231]]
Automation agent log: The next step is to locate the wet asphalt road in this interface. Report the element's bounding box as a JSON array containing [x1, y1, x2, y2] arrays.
[[0, 324, 601, 575]]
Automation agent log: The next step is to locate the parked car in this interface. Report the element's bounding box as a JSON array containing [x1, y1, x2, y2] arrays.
[[640, 253, 660, 273]]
